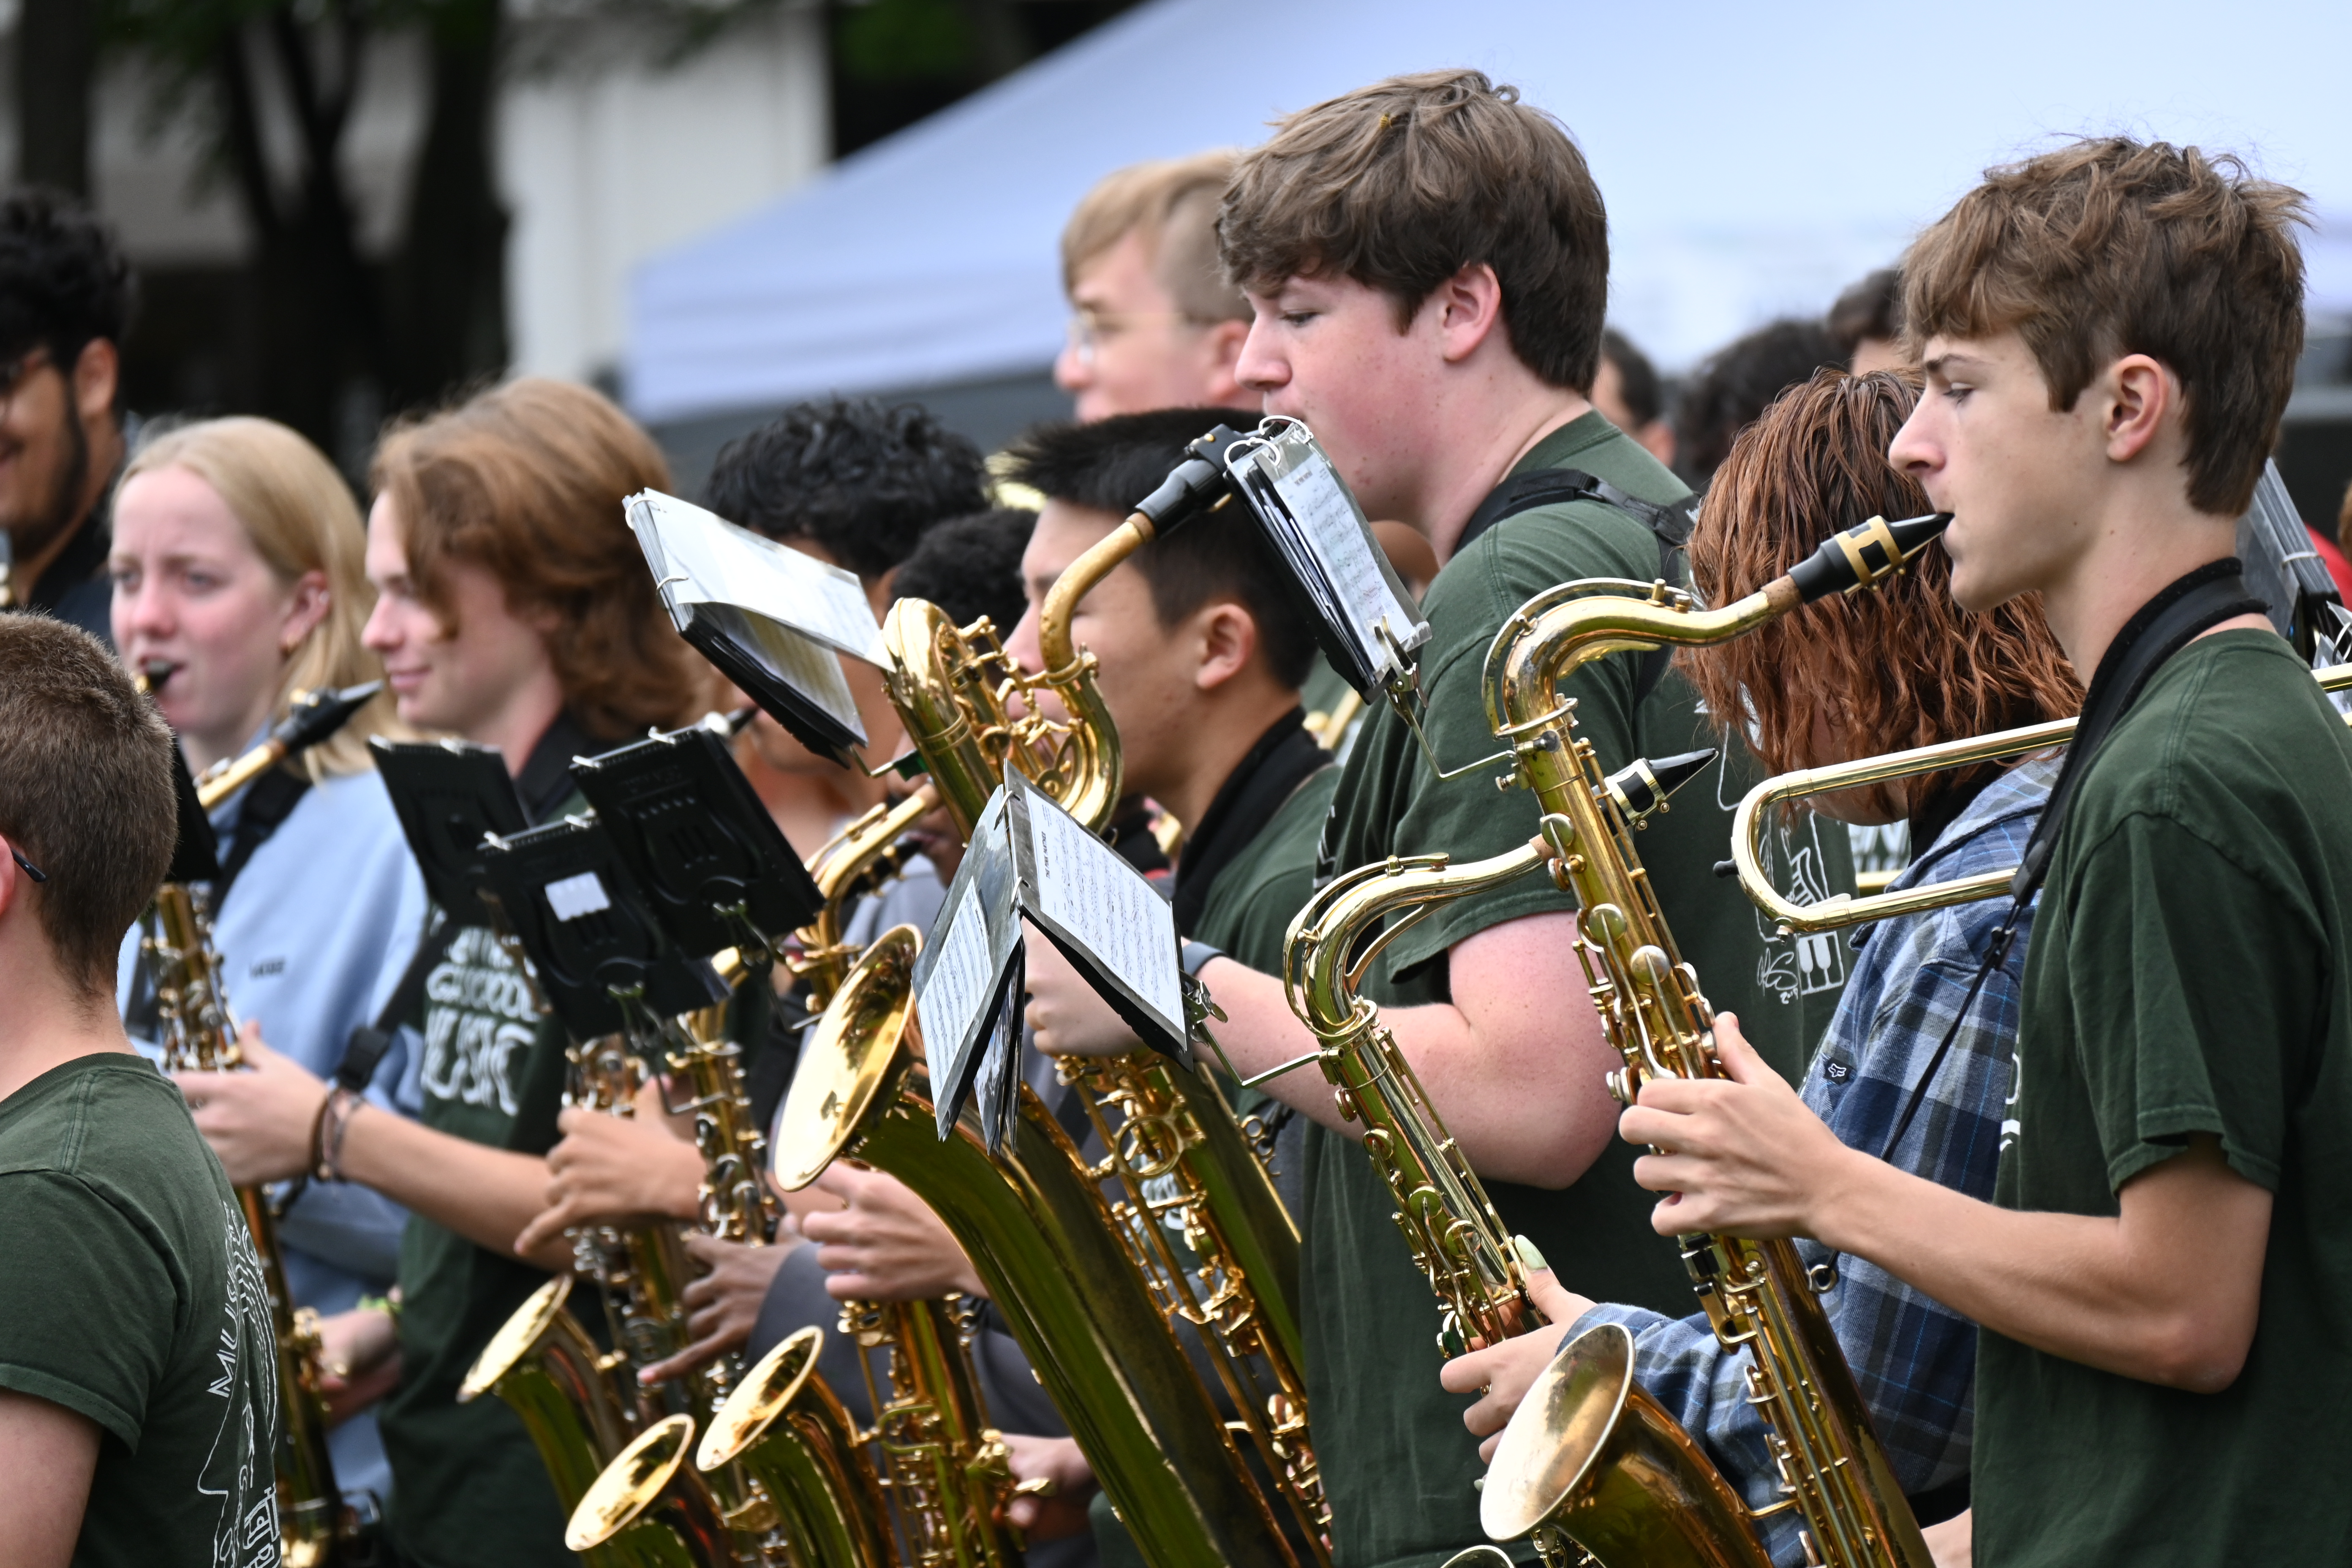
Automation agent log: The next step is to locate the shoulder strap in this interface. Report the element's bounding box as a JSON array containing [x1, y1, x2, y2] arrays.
[[330, 912, 462, 1097], [211, 768, 312, 912], [1457, 466, 1699, 709]]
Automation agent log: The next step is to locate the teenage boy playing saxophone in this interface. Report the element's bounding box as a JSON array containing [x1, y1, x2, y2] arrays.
[[1615, 139, 2351, 1567], [1027, 70, 1853, 1568]]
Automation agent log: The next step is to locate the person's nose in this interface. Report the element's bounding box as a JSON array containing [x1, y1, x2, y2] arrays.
[[1004, 602, 1044, 674], [1887, 404, 1938, 479], [1234, 317, 1286, 395], [359, 594, 397, 654], [114, 574, 172, 646], [1053, 335, 1092, 395]]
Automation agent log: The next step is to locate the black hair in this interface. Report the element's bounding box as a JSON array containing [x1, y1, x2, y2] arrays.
[[1827, 267, 1903, 363], [0, 188, 135, 376], [1001, 408, 1318, 691], [1673, 318, 1843, 485], [1600, 327, 1664, 427], [893, 507, 1035, 632], [701, 396, 989, 582]]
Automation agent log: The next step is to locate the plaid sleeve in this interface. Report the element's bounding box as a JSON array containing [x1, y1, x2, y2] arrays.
[[1561, 782, 2044, 1564]]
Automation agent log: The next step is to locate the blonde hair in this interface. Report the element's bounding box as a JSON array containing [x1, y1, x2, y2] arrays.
[[1061, 150, 1250, 324], [122, 416, 395, 779]]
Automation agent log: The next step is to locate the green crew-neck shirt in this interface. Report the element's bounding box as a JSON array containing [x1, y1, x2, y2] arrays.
[[1975, 629, 2352, 1566], [379, 779, 585, 1568], [1307, 413, 1854, 1568], [0, 1052, 282, 1568]]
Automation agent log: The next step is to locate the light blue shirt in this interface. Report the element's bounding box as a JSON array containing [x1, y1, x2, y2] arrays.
[[118, 760, 430, 1507]]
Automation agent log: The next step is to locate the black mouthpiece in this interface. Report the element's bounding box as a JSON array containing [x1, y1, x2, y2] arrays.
[[273, 681, 384, 755], [140, 659, 177, 693], [1132, 425, 1244, 534], [722, 704, 757, 735], [1786, 512, 1952, 603], [1713, 858, 1738, 879], [1601, 747, 1718, 821]]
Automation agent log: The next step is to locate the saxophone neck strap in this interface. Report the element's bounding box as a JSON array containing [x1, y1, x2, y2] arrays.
[[1870, 558, 2262, 1170]]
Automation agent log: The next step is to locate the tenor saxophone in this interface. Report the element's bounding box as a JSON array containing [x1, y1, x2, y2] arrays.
[[142, 683, 389, 1567], [1468, 515, 1951, 1568], [148, 886, 355, 1568]]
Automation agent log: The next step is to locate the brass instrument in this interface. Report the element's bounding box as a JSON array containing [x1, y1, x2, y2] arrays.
[[792, 784, 939, 1010], [1470, 516, 1950, 1568], [776, 927, 1295, 1568], [148, 885, 354, 1568], [874, 512, 1328, 1555], [1731, 660, 2352, 934], [142, 684, 387, 1567]]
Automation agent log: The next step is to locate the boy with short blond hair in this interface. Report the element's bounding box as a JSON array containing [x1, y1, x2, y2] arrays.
[[1632, 137, 2347, 1566]]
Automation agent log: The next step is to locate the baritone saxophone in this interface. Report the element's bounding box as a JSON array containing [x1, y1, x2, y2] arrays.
[[1469, 513, 1951, 1568]]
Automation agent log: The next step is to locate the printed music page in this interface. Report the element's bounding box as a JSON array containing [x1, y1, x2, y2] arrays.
[[628, 490, 886, 663], [1269, 452, 1421, 672], [1014, 775, 1184, 1043], [917, 878, 998, 1093]]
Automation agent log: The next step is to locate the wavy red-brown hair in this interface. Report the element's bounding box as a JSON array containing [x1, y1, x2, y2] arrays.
[[371, 378, 705, 742], [1677, 369, 2080, 818]]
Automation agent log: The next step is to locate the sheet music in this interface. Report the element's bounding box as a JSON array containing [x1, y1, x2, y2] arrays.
[[628, 490, 887, 662], [694, 602, 866, 740], [917, 878, 996, 1070], [1018, 779, 1183, 1038], [1269, 450, 1420, 664]]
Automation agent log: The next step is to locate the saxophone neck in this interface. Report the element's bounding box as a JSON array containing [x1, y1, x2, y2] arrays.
[[1285, 847, 1546, 1037]]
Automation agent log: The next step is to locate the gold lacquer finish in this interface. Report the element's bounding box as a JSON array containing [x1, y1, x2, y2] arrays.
[[794, 787, 939, 1010], [697, 1328, 894, 1568], [460, 1275, 642, 1517], [566, 1415, 734, 1566], [148, 880, 360, 1563], [776, 928, 1296, 1568], [1280, 845, 1549, 1355], [1473, 539, 1940, 1568], [871, 504, 1328, 1554], [1481, 1324, 1764, 1568], [1731, 660, 2352, 932]]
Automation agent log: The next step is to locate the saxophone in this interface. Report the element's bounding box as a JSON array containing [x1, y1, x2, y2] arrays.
[[1467, 516, 1950, 1568], [791, 786, 939, 1010], [776, 927, 1295, 1568], [886, 512, 1329, 1556], [143, 683, 386, 1568]]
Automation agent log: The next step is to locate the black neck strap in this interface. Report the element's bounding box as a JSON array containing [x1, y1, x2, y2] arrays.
[[1870, 558, 2262, 1171], [1169, 708, 1329, 939]]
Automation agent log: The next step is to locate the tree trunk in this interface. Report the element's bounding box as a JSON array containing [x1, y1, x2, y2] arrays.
[[384, 0, 509, 416], [16, 0, 97, 195]]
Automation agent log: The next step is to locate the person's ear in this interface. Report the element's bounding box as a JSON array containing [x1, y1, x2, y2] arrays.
[[280, 569, 332, 656], [1193, 601, 1257, 694], [1435, 263, 1508, 365], [2102, 354, 2174, 466], [1200, 319, 1254, 408], [71, 338, 118, 427]]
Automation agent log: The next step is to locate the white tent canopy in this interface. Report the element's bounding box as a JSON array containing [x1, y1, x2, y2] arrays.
[[626, 0, 2352, 425]]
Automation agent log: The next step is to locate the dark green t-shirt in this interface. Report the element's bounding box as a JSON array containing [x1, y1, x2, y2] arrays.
[[1976, 629, 2352, 1567], [379, 918, 572, 1568], [1197, 765, 1340, 972], [1305, 414, 1854, 1568], [0, 1053, 281, 1568]]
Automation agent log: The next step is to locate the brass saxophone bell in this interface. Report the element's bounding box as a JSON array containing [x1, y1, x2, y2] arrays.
[[1482, 1322, 1771, 1568]]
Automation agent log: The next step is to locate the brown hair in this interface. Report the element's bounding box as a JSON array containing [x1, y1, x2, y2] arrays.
[[1678, 370, 2081, 819], [0, 615, 176, 994], [1219, 69, 1608, 389], [1062, 151, 1250, 324], [1903, 137, 2308, 515], [123, 416, 396, 778], [370, 378, 702, 742]]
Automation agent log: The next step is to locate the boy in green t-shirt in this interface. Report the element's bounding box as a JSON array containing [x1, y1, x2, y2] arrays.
[[0, 615, 281, 1568], [1142, 69, 1851, 1568], [1619, 139, 2343, 1566]]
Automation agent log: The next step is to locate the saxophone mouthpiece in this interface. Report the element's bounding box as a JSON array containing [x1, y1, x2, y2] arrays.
[[1599, 748, 1718, 824], [1785, 511, 1952, 603], [274, 681, 383, 754], [1132, 426, 1243, 535]]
